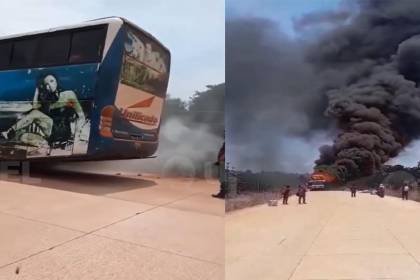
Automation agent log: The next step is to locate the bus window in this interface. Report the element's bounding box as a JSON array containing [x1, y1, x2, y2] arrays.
[[37, 33, 70, 66], [121, 28, 170, 97], [69, 28, 106, 64], [0, 42, 12, 69], [10, 38, 39, 68]]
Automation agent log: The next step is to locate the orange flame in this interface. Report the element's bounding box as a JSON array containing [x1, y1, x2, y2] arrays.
[[310, 171, 336, 183]]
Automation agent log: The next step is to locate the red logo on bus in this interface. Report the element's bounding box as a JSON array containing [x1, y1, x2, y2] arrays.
[[127, 97, 155, 108], [121, 96, 158, 126]]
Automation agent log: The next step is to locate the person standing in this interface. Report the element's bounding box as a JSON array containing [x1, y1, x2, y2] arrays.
[[350, 184, 357, 197], [212, 142, 226, 199], [402, 184, 409, 200], [302, 184, 307, 204], [282, 185, 290, 205], [298, 185, 307, 204], [378, 183, 385, 198]]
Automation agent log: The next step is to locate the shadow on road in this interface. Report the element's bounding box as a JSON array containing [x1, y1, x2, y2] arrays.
[[3, 165, 157, 196]]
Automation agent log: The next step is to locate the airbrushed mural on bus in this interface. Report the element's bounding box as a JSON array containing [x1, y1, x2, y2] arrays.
[[0, 67, 94, 158], [0, 17, 170, 161]]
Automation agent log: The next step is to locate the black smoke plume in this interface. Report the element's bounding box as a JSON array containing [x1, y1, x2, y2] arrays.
[[312, 0, 420, 180], [227, 0, 420, 179], [226, 18, 329, 172]]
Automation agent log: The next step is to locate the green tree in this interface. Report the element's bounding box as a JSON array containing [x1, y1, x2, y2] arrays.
[[161, 95, 189, 124], [162, 83, 225, 138], [188, 83, 225, 137]]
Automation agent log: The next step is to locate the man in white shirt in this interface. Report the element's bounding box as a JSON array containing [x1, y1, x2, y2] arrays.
[[402, 184, 410, 200]]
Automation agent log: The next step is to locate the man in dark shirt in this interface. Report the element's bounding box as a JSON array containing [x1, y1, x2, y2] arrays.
[[212, 142, 226, 199], [282, 185, 290, 205], [350, 184, 357, 197], [298, 185, 307, 204]]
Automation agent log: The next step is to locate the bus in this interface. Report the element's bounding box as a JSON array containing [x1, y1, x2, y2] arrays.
[[307, 171, 337, 190], [0, 17, 170, 162]]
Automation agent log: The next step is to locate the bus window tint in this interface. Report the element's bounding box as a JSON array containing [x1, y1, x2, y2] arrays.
[[0, 42, 12, 69], [11, 38, 38, 68], [121, 28, 170, 97], [37, 33, 70, 66], [69, 28, 106, 64]]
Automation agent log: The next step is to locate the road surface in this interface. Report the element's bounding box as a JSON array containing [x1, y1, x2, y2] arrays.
[[226, 191, 420, 280], [0, 169, 223, 280]]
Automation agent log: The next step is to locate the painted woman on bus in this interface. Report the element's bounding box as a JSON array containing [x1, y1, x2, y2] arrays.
[[1, 74, 86, 147]]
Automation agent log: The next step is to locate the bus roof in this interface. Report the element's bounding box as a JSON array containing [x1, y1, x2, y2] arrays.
[[0, 16, 169, 53], [118, 17, 170, 54]]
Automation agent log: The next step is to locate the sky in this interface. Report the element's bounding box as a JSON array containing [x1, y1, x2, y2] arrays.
[[226, 0, 343, 36], [0, 0, 224, 100]]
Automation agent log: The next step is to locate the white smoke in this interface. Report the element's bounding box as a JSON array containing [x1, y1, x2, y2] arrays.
[[139, 117, 223, 177], [55, 117, 223, 177]]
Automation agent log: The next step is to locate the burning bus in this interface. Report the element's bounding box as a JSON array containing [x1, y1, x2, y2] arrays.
[[307, 170, 338, 190]]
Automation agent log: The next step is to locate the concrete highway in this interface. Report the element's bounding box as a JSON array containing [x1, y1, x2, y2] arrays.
[[0, 169, 223, 280], [226, 190, 420, 280]]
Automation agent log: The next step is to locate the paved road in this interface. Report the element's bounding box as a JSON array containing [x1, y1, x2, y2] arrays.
[[0, 170, 224, 280], [226, 191, 420, 280]]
